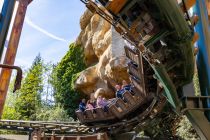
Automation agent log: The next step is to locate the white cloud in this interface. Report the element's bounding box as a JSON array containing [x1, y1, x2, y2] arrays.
[[25, 16, 68, 43]]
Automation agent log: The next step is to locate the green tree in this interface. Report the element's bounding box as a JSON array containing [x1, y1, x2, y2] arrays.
[[51, 43, 86, 118], [15, 54, 44, 120], [2, 79, 21, 120], [42, 62, 55, 105]]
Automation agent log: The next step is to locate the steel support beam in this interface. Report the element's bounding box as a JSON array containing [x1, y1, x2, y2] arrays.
[[185, 110, 210, 140], [182, 96, 210, 112], [194, 0, 210, 121], [0, 0, 15, 60], [181, 93, 210, 140], [0, 0, 32, 118]]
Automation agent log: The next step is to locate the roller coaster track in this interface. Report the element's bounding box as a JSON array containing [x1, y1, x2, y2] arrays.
[[0, 96, 210, 134], [0, 95, 166, 135]]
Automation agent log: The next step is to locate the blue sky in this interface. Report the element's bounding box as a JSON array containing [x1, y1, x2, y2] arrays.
[[15, 0, 86, 68]]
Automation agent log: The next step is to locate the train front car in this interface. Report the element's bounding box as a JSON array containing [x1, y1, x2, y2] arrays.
[[78, 0, 195, 129]]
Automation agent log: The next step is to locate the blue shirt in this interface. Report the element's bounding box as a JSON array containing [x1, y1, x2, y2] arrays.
[[79, 102, 86, 112], [116, 89, 125, 99], [123, 84, 132, 92]]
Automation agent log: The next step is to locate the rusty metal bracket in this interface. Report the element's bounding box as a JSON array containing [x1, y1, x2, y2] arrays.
[[0, 64, 22, 92]]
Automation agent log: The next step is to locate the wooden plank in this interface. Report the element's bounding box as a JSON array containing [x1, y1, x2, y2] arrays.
[[107, 0, 128, 14], [116, 98, 127, 111], [94, 108, 105, 119], [32, 133, 109, 140], [124, 46, 140, 65], [207, 0, 210, 20], [131, 76, 145, 97], [85, 110, 94, 119], [128, 62, 141, 80], [0, 0, 32, 118], [123, 91, 135, 105], [109, 104, 121, 118], [76, 110, 85, 123]]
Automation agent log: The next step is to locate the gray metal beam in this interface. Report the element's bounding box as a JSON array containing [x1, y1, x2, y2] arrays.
[[182, 83, 210, 140], [194, 0, 210, 121]]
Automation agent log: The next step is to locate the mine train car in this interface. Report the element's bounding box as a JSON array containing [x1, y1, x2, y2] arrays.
[[77, 0, 195, 124], [76, 46, 166, 125]]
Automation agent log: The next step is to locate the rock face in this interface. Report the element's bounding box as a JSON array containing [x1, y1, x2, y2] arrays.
[[75, 10, 129, 98]]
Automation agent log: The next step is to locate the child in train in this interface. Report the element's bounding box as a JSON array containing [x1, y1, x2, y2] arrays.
[[122, 80, 132, 92], [79, 98, 86, 112], [96, 96, 109, 112], [86, 100, 94, 110], [86, 100, 95, 110], [115, 84, 124, 99]]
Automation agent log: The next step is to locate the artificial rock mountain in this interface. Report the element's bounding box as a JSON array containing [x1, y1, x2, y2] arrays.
[[75, 10, 130, 98]]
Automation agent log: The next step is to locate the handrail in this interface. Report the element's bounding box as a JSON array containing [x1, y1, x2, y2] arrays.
[[0, 64, 22, 92]]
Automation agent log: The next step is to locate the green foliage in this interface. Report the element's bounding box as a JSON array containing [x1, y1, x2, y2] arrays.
[[15, 54, 44, 120], [71, 73, 81, 88], [2, 55, 73, 124], [36, 104, 74, 122], [2, 105, 21, 120], [176, 116, 200, 140], [193, 72, 201, 96], [2, 78, 21, 120], [51, 43, 86, 118], [2, 93, 21, 120]]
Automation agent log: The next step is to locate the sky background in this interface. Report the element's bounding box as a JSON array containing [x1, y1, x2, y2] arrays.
[[14, 0, 86, 68]]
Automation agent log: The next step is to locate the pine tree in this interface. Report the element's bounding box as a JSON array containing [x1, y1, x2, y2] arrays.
[[15, 54, 44, 120]]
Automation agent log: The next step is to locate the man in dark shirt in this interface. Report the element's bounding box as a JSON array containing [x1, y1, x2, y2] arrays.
[[115, 85, 124, 99], [79, 99, 86, 112]]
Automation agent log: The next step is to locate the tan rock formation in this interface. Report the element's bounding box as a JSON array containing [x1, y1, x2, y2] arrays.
[[75, 10, 130, 98]]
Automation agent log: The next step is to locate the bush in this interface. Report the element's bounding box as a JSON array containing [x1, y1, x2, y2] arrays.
[[36, 104, 74, 122]]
